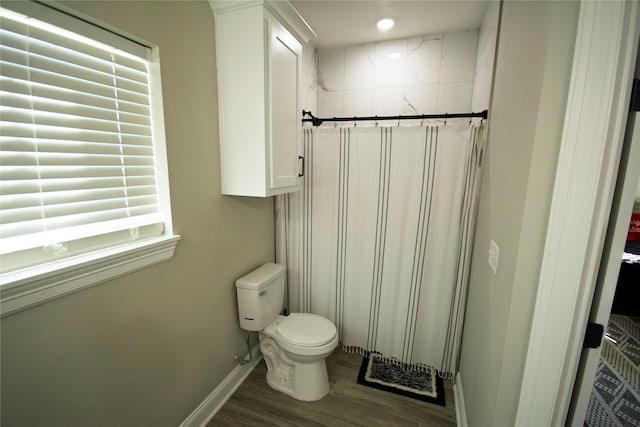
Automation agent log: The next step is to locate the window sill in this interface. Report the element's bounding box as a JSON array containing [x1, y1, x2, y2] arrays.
[[0, 235, 181, 317]]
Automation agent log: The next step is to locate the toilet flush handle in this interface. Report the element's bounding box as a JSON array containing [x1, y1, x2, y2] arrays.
[[259, 290, 267, 296]]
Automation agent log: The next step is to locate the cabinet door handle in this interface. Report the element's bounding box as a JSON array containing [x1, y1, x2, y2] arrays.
[[298, 155, 305, 177]]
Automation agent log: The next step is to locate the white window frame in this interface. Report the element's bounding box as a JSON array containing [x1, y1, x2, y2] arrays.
[[0, 1, 180, 316]]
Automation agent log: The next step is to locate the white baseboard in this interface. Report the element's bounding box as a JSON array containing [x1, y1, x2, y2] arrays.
[[453, 372, 468, 427], [180, 345, 262, 427]]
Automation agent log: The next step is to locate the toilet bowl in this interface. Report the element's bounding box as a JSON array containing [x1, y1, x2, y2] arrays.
[[259, 313, 338, 401], [235, 263, 338, 401]]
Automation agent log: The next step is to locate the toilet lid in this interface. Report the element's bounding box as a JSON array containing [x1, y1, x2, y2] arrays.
[[277, 313, 337, 347]]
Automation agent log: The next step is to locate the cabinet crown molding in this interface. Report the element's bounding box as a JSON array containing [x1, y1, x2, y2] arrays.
[[208, 0, 316, 44]]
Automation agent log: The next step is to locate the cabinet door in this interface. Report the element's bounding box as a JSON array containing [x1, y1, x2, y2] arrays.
[[268, 18, 302, 191]]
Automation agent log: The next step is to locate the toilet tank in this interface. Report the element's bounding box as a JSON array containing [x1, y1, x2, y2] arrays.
[[235, 263, 285, 331]]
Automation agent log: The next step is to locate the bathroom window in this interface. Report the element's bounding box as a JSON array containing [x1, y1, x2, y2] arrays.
[[0, 1, 179, 314]]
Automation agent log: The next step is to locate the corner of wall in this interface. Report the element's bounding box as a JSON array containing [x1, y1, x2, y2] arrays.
[[453, 372, 469, 427], [179, 345, 263, 427]]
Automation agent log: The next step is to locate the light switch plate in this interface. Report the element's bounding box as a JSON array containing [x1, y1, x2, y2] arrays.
[[488, 240, 499, 274]]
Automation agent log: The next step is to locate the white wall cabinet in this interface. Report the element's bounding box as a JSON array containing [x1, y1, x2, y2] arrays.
[[211, 1, 314, 197]]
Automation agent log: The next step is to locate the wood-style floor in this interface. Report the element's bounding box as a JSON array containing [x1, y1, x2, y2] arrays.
[[210, 349, 456, 426]]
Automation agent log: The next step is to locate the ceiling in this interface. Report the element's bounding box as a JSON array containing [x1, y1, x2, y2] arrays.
[[290, 0, 490, 48]]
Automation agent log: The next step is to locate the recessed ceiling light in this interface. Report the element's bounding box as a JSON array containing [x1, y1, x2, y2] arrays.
[[389, 52, 401, 59], [377, 18, 394, 31]]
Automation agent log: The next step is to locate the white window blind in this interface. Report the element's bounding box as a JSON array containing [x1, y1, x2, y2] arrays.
[[0, 5, 166, 273]]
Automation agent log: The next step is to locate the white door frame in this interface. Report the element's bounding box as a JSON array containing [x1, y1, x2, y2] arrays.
[[515, 1, 640, 426], [568, 110, 640, 425]]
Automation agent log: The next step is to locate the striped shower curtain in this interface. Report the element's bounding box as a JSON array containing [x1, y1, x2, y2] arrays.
[[276, 121, 485, 376]]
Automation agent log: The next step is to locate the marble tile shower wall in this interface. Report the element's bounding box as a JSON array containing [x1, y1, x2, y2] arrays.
[[316, 30, 479, 118], [301, 44, 319, 113], [471, 2, 499, 112]]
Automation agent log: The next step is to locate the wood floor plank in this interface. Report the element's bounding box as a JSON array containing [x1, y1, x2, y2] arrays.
[[210, 349, 457, 426]]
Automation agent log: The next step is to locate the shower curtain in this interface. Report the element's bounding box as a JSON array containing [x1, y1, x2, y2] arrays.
[[276, 121, 485, 376]]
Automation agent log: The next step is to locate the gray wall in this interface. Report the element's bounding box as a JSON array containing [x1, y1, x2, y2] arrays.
[[458, 1, 579, 426], [0, 1, 275, 426]]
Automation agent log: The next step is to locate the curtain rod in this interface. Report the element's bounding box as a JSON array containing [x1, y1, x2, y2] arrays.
[[301, 109, 488, 126]]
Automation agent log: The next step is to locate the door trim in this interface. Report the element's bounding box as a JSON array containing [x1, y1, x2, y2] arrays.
[[515, 1, 640, 426], [568, 110, 640, 425]]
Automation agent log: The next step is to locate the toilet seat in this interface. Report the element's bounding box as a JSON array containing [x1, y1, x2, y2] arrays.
[[277, 313, 337, 347], [262, 314, 338, 357]]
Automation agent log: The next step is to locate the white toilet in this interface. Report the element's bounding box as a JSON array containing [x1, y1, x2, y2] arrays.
[[235, 263, 338, 401]]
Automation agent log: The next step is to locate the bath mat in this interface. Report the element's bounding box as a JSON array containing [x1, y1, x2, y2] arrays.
[[357, 353, 446, 406]]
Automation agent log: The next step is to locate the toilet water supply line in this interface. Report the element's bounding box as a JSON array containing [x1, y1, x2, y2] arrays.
[[234, 331, 253, 365]]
